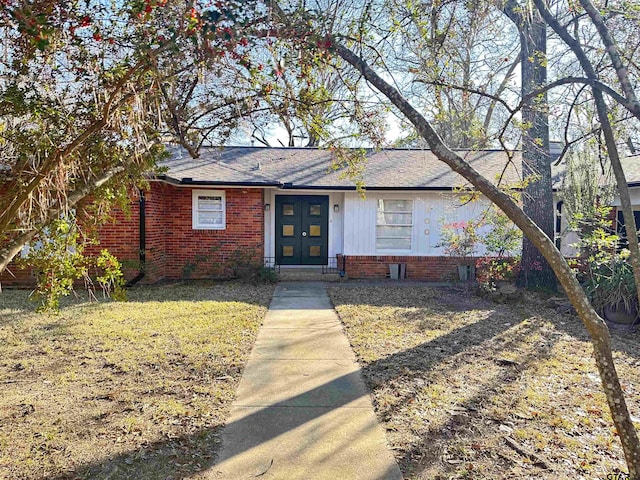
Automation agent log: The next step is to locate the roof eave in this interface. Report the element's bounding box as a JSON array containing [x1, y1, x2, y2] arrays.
[[279, 184, 456, 191], [155, 175, 281, 188]]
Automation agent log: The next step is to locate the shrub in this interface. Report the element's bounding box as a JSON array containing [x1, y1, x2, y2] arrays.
[[19, 217, 128, 312], [181, 243, 273, 283], [438, 220, 480, 264], [95, 249, 126, 301], [19, 218, 90, 312], [258, 265, 279, 283], [476, 256, 521, 286], [583, 253, 637, 315]]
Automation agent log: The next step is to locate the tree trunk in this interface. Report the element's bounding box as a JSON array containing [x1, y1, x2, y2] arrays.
[[571, 0, 640, 322], [532, 4, 640, 469], [335, 42, 640, 478], [504, 1, 557, 291], [533, 1, 640, 308]]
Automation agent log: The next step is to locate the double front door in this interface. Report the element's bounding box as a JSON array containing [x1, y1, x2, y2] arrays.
[[275, 195, 329, 265]]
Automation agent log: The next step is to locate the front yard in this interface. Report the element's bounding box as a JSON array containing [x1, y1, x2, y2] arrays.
[[3, 281, 639, 479], [328, 284, 640, 480], [0, 282, 274, 480]]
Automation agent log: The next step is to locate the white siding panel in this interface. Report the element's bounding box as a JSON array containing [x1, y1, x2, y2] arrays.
[[331, 192, 345, 256], [342, 193, 356, 254], [342, 191, 496, 256], [612, 186, 640, 206], [264, 189, 274, 259], [343, 192, 376, 254]]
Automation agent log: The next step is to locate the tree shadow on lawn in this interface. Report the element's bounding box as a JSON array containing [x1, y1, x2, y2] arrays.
[[549, 309, 640, 361], [331, 282, 640, 361], [34, 285, 637, 479], [403, 350, 556, 476], [46, 305, 524, 480]]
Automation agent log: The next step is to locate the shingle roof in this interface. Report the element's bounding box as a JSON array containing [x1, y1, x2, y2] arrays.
[[157, 146, 640, 190]]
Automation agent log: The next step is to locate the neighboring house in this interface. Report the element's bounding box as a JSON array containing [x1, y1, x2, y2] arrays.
[[3, 147, 640, 284]]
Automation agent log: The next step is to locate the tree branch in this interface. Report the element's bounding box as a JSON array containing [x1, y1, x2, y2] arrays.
[[0, 166, 125, 275], [334, 39, 640, 477], [579, 0, 640, 113], [414, 79, 515, 114]]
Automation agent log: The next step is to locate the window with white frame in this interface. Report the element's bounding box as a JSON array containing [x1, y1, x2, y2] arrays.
[[376, 199, 413, 250], [192, 190, 226, 229]]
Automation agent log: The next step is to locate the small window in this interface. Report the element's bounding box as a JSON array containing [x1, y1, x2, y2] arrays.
[[192, 190, 225, 230], [555, 201, 563, 250], [309, 204, 321, 216], [376, 199, 413, 251], [283, 225, 295, 237]]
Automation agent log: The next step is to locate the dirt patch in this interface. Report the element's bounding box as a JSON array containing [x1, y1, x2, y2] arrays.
[[0, 282, 274, 480], [328, 284, 640, 480]]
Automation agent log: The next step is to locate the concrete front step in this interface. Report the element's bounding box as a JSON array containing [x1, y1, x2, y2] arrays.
[[277, 267, 342, 282]]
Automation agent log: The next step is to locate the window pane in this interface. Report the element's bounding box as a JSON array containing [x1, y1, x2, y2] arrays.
[[198, 211, 223, 226], [377, 212, 412, 225], [309, 204, 321, 216], [309, 225, 321, 237], [198, 196, 223, 210], [382, 199, 412, 212], [309, 245, 321, 257], [282, 225, 295, 237], [283, 204, 295, 216], [376, 199, 413, 251], [376, 226, 412, 238], [377, 237, 411, 250], [283, 245, 294, 257]]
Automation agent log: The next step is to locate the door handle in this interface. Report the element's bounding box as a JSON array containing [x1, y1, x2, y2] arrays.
[[302, 232, 307, 237]]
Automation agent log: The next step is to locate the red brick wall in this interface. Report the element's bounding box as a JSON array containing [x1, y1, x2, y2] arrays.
[[0, 181, 32, 286], [85, 194, 142, 280], [1, 183, 265, 286], [339, 254, 472, 281], [151, 184, 264, 281], [0, 261, 35, 286], [144, 185, 167, 282], [0, 195, 142, 287]]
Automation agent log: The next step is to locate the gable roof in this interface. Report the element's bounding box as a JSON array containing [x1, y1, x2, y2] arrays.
[[157, 146, 640, 190]]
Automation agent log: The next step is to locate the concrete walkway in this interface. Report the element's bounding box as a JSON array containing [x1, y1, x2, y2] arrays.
[[210, 282, 402, 480]]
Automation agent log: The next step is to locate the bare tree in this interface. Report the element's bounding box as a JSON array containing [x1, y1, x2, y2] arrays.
[[271, 1, 640, 474]]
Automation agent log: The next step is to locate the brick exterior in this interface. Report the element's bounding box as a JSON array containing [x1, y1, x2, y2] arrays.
[[0, 184, 35, 285], [338, 254, 473, 281], [145, 183, 264, 282], [85, 193, 142, 279], [1, 183, 265, 286], [0, 259, 35, 286]]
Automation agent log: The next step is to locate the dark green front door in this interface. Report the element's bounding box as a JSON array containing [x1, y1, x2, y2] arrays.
[[275, 195, 329, 265]]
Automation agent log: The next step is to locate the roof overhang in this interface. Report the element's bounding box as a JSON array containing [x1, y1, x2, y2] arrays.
[[152, 174, 567, 192], [154, 175, 281, 188]]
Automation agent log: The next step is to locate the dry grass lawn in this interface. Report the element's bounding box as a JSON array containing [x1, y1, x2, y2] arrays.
[[0, 281, 274, 480], [328, 284, 640, 480]]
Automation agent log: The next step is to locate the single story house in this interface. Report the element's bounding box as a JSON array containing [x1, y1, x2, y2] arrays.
[[3, 146, 640, 284]]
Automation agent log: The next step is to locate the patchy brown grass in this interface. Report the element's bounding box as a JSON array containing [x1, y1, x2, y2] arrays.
[[0, 281, 274, 480], [328, 284, 640, 480]]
